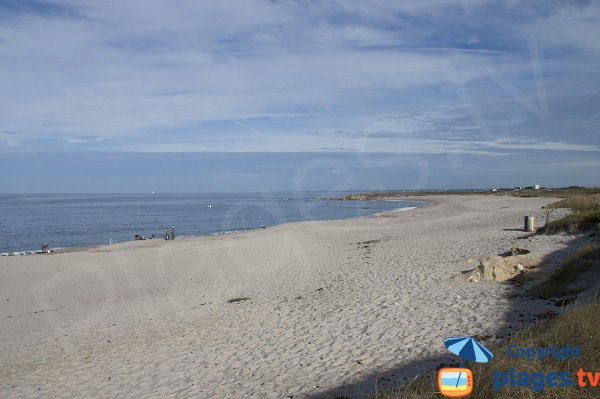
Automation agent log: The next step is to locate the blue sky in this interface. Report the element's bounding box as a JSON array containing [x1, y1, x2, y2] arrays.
[[0, 0, 598, 192]]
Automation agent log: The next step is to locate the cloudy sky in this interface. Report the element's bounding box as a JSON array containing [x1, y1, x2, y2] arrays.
[[0, 0, 598, 192]]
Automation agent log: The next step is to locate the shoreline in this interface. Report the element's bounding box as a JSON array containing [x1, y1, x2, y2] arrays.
[[0, 194, 575, 398], [87, 199, 431, 253], [1, 200, 431, 256]]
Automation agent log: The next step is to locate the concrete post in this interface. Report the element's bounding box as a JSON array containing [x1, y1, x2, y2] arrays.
[[524, 216, 535, 232]]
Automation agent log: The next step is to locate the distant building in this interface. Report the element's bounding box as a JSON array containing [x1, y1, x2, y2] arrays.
[[534, 184, 540, 190]]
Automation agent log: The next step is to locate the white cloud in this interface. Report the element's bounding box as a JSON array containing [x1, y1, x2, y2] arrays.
[[527, 2, 600, 53], [0, 0, 597, 155]]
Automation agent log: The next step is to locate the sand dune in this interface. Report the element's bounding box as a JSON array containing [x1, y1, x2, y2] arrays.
[[0, 195, 576, 398]]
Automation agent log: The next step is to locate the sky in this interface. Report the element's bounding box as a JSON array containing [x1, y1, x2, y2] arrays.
[[0, 0, 598, 192]]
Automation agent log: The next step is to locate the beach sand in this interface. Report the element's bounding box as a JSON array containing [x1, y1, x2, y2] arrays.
[[0, 195, 577, 398]]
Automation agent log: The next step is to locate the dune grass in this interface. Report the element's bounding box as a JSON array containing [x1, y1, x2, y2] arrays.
[[546, 195, 600, 212], [531, 244, 600, 300], [538, 212, 600, 235], [538, 194, 600, 235], [374, 298, 600, 399]]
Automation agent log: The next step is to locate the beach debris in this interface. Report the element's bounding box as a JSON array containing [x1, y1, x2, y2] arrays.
[[456, 255, 540, 282], [227, 296, 250, 303], [134, 234, 145, 241]]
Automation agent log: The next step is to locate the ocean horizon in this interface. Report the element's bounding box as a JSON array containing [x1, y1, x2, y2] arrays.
[[0, 192, 425, 253]]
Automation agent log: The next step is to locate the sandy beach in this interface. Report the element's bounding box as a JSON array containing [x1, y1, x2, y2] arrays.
[[0, 195, 578, 398]]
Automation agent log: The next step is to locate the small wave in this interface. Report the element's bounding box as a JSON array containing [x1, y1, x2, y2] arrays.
[[210, 229, 246, 236], [372, 206, 417, 216], [392, 206, 417, 212]]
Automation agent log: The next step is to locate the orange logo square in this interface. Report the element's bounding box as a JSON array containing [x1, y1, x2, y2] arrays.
[[438, 367, 473, 397]]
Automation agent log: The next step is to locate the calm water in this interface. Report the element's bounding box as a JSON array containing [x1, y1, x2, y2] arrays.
[[0, 193, 425, 253]]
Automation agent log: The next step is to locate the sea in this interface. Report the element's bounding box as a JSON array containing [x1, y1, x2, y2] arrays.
[[0, 193, 426, 253]]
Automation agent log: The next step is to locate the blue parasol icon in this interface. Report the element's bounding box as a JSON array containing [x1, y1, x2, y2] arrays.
[[444, 336, 493, 363]]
